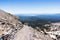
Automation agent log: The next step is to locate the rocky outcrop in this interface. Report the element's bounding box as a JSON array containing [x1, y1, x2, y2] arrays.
[[44, 23, 60, 40], [0, 9, 23, 40]]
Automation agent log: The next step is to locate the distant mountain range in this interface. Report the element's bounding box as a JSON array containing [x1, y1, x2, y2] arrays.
[[15, 13, 60, 27]]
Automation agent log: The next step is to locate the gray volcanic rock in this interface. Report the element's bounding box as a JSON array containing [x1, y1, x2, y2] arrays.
[[0, 9, 23, 40]]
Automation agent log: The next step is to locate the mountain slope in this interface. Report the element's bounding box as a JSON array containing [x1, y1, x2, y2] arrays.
[[0, 9, 23, 40]]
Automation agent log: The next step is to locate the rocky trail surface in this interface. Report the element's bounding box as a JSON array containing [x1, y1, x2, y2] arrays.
[[14, 25, 53, 40]]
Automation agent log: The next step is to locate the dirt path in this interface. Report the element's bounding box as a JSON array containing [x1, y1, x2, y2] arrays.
[[14, 25, 34, 40]]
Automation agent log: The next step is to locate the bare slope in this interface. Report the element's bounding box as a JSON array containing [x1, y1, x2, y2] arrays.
[[0, 9, 23, 40]]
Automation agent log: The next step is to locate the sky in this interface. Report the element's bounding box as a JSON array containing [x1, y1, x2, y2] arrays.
[[0, 0, 60, 14]]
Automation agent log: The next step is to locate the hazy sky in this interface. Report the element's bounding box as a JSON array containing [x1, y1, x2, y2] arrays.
[[0, 0, 60, 14]]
